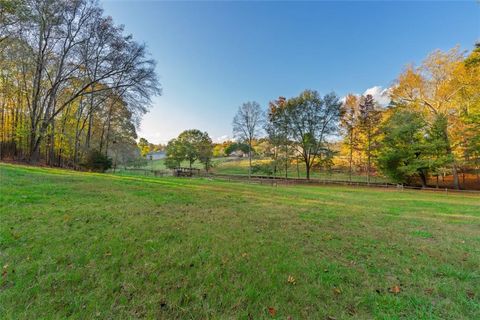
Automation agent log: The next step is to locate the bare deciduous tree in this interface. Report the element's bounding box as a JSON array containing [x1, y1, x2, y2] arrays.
[[233, 101, 263, 177]]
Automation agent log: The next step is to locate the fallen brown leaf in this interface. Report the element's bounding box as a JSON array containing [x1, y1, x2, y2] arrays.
[[268, 306, 277, 317], [2, 264, 8, 277], [389, 285, 401, 294], [466, 290, 475, 299]]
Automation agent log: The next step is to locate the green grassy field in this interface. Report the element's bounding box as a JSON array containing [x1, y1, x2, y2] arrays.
[[1, 163, 479, 319]]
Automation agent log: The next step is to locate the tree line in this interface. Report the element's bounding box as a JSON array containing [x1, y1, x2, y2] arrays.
[[160, 45, 478, 189], [0, 0, 160, 169], [229, 46, 480, 189]]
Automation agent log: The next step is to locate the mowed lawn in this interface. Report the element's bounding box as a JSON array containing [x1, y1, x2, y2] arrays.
[[0, 164, 479, 319]]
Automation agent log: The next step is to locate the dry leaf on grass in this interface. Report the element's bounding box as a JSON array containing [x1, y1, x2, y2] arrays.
[[268, 306, 277, 316], [287, 275, 296, 285], [389, 285, 401, 294], [466, 290, 475, 299], [2, 264, 8, 277]]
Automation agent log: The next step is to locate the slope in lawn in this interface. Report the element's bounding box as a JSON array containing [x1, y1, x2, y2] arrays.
[[0, 164, 479, 319]]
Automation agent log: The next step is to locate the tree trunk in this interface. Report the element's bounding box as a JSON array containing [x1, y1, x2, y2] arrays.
[[29, 130, 40, 163], [48, 119, 55, 166], [104, 104, 114, 156], [85, 111, 93, 149], [0, 103, 4, 160], [349, 130, 353, 182], [476, 160, 479, 183], [57, 113, 68, 167], [296, 158, 300, 178], [99, 121, 107, 153], [248, 150, 252, 178], [273, 147, 277, 176], [419, 171, 427, 188], [366, 134, 371, 184], [248, 140, 252, 178], [442, 124, 460, 189], [451, 163, 460, 189], [305, 159, 310, 180], [73, 120, 81, 166]]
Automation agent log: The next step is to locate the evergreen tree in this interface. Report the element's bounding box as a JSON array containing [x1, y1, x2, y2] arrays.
[[378, 110, 430, 185], [357, 94, 382, 183]]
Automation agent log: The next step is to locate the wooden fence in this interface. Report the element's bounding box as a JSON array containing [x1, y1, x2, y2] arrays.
[[114, 168, 480, 194], [116, 168, 172, 177], [209, 173, 480, 194]]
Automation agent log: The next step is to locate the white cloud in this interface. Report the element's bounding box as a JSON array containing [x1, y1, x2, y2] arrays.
[[214, 135, 231, 143], [363, 86, 391, 107]]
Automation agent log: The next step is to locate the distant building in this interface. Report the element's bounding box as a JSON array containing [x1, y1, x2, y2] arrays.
[[146, 151, 166, 160], [229, 150, 245, 158]]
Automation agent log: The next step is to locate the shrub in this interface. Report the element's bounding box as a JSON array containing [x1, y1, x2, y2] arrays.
[[82, 149, 112, 172], [252, 163, 274, 176]]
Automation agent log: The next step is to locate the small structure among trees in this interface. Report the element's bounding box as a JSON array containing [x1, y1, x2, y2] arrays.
[[146, 151, 166, 161], [173, 167, 200, 177]]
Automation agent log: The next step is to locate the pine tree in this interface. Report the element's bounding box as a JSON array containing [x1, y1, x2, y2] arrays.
[[358, 94, 382, 183]]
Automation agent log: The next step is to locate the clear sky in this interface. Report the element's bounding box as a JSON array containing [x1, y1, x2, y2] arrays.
[[101, 0, 479, 144]]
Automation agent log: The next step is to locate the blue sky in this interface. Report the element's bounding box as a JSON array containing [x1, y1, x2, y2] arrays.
[[101, 0, 479, 144]]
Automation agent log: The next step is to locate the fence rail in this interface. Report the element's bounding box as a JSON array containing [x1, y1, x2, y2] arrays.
[[115, 168, 480, 194], [209, 173, 480, 194], [115, 168, 172, 177]]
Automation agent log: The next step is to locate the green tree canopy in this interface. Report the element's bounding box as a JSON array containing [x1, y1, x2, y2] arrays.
[[165, 129, 213, 170], [378, 109, 438, 186], [282, 90, 342, 179]]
